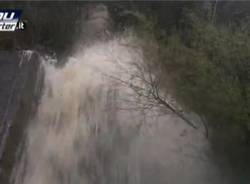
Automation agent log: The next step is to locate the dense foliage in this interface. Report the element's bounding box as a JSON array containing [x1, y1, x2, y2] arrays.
[[132, 6, 250, 168], [165, 13, 250, 160]]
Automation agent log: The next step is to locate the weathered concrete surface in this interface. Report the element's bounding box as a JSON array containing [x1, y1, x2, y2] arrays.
[[0, 51, 42, 183]]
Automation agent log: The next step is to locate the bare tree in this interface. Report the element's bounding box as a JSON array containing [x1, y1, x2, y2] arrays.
[[102, 40, 198, 129]]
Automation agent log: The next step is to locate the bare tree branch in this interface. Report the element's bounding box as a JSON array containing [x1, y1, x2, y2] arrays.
[[103, 66, 198, 129]]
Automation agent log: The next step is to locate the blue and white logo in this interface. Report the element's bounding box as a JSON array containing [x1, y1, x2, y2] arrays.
[[0, 10, 25, 31]]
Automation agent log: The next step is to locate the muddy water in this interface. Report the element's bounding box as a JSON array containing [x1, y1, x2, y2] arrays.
[[8, 34, 235, 184], [5, 4, 238, 184]]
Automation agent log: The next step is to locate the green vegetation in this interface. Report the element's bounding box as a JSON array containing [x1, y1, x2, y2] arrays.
[[164, 13, 250, 163], [131, 7, 250, 168]]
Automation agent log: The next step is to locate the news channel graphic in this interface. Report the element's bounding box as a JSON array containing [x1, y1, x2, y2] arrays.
[[0, 9, 26, 31]]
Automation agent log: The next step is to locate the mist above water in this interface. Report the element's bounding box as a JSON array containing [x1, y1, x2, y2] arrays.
[[11, 35, 142, 184], [10, 4, 234, 184], [10, 32, 234, 184]]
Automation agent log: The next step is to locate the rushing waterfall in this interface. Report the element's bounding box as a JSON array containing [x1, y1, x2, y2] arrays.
[[10, 34, 234, 184], [9, 4, 235, 184], [11, 35, 146, 184]]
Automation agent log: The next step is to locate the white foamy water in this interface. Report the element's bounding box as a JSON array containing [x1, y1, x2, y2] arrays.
[[11, 34, 232, 184], [11, 36, 146, 184]]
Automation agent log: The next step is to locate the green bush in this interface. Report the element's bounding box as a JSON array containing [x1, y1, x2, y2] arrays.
[[133, 9, 250, 166], [165, 12, 250, 132]]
